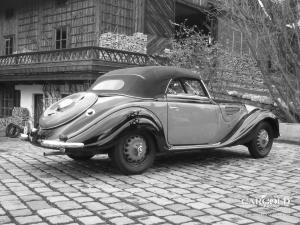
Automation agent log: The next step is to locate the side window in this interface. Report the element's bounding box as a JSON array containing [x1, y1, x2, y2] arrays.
[[167, 80, 185, 95], [182, 79, 207, 97]]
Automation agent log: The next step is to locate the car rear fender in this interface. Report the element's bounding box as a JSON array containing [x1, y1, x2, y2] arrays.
[[69, 107, 169, 152]]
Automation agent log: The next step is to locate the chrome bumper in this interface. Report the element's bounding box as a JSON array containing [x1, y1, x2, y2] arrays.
[[41, 140, 84, 149], [20, 134, 84, 149]]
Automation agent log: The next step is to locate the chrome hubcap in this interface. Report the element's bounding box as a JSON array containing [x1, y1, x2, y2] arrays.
[[124, 135, 147, 163], [257, 129, 269, 150]]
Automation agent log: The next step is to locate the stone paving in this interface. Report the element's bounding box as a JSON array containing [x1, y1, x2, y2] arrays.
[[0, 137, 299, 225]]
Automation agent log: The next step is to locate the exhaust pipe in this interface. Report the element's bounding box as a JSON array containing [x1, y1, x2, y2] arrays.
[[43, 148, 66, 156], [43, 152, 66, 156]]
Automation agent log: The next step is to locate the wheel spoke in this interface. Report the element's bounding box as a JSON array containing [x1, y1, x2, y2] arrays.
[[257, 129, 269, 150]]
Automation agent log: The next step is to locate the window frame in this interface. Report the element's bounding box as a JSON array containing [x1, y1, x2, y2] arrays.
[[166, 79, 186, 95], [181, 78, 209, 98], [55, 26, 68, 50], [165, 77, 210, 99], [0, 87, 20, 118], [4, 35, 14, 55]]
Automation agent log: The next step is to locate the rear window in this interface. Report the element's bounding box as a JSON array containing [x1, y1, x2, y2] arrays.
[[89, 73, 168, 98], [92, 79, 125, 91]]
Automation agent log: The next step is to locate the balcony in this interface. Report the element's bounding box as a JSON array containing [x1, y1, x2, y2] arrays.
[[0, 46, 159, 81]]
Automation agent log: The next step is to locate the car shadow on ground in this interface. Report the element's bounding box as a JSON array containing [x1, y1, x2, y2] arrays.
[[57, 147, 251, 176]]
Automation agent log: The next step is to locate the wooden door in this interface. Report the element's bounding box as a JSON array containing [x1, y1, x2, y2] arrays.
[[34, 94, 44, 127]]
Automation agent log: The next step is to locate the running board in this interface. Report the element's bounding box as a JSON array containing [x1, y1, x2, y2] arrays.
[[170, 142, 223, 151]]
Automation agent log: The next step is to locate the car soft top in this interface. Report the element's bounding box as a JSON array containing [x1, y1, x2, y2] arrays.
[[89, 66, 201, 98]]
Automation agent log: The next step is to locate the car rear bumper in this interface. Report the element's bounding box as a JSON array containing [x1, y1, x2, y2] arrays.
[[20, 133, 84, 149], [40, 139, 84, 149]]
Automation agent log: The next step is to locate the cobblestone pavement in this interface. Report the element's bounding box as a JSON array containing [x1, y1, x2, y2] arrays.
[[0, 137, 299, 225]]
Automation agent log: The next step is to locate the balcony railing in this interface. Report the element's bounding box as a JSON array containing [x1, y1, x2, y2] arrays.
[[0, 46, 157, 67], [177, 0, 209, 8]]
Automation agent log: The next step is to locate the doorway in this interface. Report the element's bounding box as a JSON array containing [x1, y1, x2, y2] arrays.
[[34, 94, 44, 127]]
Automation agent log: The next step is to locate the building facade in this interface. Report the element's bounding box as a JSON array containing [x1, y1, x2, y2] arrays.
[[0, 0, 212, 126]]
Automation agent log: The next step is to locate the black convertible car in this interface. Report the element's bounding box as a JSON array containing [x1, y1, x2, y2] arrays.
[[21, 66, 279, 174]]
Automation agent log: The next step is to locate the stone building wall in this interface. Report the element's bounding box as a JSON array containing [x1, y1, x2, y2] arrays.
[[210, 53, 272, 106], [214, 17, 272, 106]]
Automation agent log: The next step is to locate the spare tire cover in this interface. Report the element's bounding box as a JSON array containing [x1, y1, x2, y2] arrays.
[[39, 92, 98, 129]]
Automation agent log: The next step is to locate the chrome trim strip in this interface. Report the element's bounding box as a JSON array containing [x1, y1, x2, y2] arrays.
[[41, 140, 84, 149], [170, 143, 222, 151]]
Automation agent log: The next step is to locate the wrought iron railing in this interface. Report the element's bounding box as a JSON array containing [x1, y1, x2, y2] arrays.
[[0, 46, 159, 66], [177, 0, 209, 8]]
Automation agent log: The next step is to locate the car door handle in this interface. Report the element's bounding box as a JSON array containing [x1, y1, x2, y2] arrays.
[[170, 106, 179, 110]]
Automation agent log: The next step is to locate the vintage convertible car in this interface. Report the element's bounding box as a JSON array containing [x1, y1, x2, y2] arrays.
[[21, 66, 279, 174]]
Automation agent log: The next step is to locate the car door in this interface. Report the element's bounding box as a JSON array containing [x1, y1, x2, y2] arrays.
[[167, 78, 220, 145]]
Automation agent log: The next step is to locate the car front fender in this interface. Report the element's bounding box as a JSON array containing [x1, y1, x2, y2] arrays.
[[67, 107, 169, 152], [220, 109, 279, 146]]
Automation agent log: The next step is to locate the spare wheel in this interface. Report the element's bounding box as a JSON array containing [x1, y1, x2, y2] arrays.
[[39, 92, 98, 129]]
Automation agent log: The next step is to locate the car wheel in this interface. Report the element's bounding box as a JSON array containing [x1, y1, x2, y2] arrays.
[[247, 122, 274, 158], [111, 131, 155, 175], [67, 152, 95, 161]]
